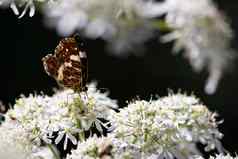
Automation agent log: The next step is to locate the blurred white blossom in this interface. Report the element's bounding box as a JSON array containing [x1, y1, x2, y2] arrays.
[[44, 0, 235, 94], [109, 93, 223, 159], [0, 0, 49, 18], [5, 82, 117, 150], [43, 0, 162, 53], [160, 0, 234, 94]]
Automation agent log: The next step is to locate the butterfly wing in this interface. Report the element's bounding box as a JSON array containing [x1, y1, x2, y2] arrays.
[[42, 36, 88, 92], [42, 54, 60, 78]]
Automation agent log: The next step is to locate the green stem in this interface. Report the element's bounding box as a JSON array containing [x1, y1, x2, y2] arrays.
[[76, 120, 85, 142], [48, 144, 60, 159], [79, 131, 85, 142], [150, 19, 172, 32]]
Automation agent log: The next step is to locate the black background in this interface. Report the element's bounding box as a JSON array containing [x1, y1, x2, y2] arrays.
[[0, 0, 238, 154]]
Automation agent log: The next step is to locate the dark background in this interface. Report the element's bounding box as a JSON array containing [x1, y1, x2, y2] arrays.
[[0, 0, 238, 154]]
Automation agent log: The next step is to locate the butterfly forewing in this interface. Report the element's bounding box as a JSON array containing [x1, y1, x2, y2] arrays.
[[55, 38, 80, 62]]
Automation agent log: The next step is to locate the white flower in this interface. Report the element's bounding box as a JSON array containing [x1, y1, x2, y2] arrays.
[[160, 0, 234, 94], [87, 82, 118, 110], [54, 129, 78, 150], [109, 93, 223, 159], [5, 82, 117, 150]]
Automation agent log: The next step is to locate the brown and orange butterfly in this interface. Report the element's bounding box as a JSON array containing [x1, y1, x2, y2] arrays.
[[42, 35, 88, 92]]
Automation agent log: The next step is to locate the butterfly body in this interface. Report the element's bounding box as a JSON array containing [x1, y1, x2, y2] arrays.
[[42, 36, 88, 92]]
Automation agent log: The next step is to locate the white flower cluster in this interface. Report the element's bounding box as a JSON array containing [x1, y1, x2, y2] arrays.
[[160, 0, 234, 94], [66, 135, 112, 159], [66, 137, 236, 159], [66, 135, 148, 159], [109, 93, 223, 159], [4, 83, 117, 152], [0, 88, 229, 159], [64, 93, 225, 159], [0, 119, 56, 159]]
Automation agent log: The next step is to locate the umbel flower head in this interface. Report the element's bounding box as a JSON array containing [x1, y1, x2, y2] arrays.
[[109, 93, 223, 159], [5, 82, 118, 150]]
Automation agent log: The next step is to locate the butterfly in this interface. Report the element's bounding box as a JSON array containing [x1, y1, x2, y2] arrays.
[[42, 35, 88, 92]]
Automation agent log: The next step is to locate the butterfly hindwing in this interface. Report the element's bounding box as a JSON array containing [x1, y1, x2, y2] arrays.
[[42, 54, 60, 78]]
